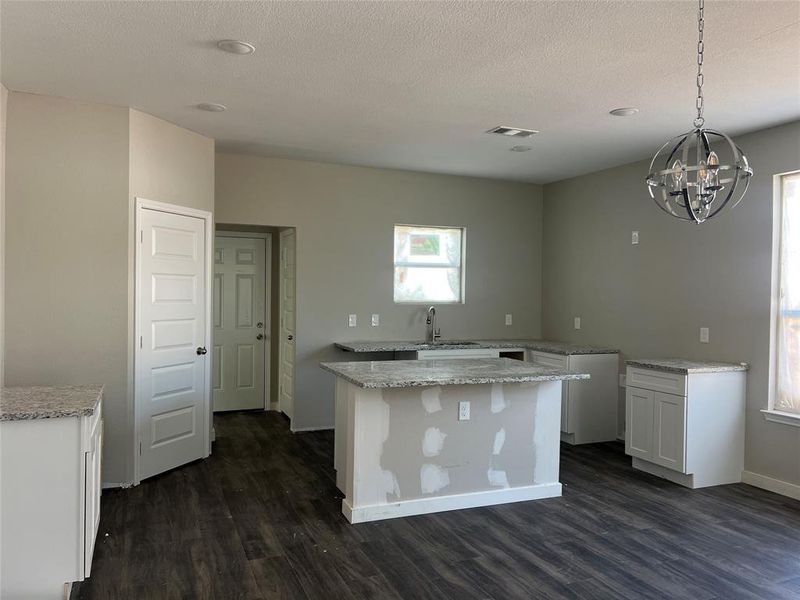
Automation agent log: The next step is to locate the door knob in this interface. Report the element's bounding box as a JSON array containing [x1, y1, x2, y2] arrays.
[[256, 333, 264, 340], [196, 347, 208, 355], [288, 335, 294, 341]]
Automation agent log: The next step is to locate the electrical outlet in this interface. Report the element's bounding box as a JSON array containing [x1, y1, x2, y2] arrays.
[[348, 314, 357, 327], [700, 327, 710, 343], [505, 314, 513, 326], [371, 314, 380, 327], [632, 230, 640, 245], [619, 374, 627, 387], [574, 316, 581, 330], [458, 401, 470, 421]]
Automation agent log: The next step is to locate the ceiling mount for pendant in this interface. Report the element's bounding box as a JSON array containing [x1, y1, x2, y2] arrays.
[[645, 0, 753, 224]]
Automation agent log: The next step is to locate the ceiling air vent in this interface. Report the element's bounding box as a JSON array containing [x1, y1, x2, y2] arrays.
[[487, 125, 539, 138]]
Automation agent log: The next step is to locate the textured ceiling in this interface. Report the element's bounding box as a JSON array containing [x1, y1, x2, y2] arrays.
[[1, 1, 798, 183]]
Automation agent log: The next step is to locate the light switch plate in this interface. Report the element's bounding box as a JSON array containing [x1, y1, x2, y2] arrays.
[[505, 314, 513, 326], [348, 314, 357, 327], [632, 230, 640, 245], [371, 314, 380, 327], [619, 374, 627, 387], [574, 316, 581, 330], [458, 401, 470, 421], [700, 327, 709, 343]]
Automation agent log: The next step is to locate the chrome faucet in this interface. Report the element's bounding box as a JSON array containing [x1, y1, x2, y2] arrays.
[[426, 306, 441, 342]]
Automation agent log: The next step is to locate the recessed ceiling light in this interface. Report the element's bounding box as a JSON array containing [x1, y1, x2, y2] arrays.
[[217, 40, 255, 55], [609, 107, 639, 117], [196, 102, 227, 112], [487, 125, 539, 138], [510, 145, 532, 152]]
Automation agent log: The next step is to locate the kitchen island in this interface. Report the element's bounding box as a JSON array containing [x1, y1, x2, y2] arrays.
[[320, 358, 589, 523]]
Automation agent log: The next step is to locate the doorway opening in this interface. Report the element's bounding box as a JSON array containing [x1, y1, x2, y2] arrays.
[[213, 224, 295, 421]]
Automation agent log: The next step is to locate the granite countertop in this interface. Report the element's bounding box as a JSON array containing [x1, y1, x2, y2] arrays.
[[335, 339, 618, 355], [320, 357, 590, 389], [1, 385, 104, 421], [626, 358, 749, 374]]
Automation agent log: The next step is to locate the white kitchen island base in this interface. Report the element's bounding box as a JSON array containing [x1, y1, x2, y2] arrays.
[[323, 359, 587, 524]]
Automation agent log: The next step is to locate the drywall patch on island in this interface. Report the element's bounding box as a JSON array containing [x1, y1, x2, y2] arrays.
[[420, 463, 450, 494], [422, 427, 447, 457], [492, 428, 506, 455], [487, 468, 510, 488], [422, 387, 443, 414], [490, 383, 507, 413]]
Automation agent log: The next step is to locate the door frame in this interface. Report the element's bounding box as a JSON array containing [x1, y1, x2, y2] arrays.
[[133, 197, 214, 486], [214, 230, 272, 411], [278, 228, 297, 420]]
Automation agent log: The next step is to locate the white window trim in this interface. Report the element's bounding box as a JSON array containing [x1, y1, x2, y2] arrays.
[[761, 409, 800, 427], [766, 170, 800, 425], [393, 224, 467, 305]]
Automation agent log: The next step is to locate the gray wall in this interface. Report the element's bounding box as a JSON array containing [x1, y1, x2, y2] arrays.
[[215, 153, 543, 431], [5, 94, 214, 485], [0, 84, 7, 389], [6, 92, 131, 481], [542, 120, 800, 486]]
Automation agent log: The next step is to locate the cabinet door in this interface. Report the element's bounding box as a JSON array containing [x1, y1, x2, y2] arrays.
[[625, 387, 654, 460], [84, 421, 102, 577], [652, 392, 687, 473], [530, 352, 571, 432]]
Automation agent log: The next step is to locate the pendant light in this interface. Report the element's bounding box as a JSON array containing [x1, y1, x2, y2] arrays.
[[646, 0, 753, 223]]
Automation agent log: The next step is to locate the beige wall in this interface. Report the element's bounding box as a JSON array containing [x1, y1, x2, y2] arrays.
[[5, 94, 214, 485], [542, 120, 800, 487], [5, 92, 130, 481], [216, 153, 543, 431], [0, 84, 7, 388]]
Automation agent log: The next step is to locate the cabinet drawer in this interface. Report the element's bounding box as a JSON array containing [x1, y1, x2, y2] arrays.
[[529, 351, 569, 370], [627, 367, 686, 396], [81, 401, 102, 452]]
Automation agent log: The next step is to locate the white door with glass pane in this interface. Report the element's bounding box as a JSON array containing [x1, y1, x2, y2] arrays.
[[279, 229, 296, 420], [394, 225, 465, 303], [213, 236, 267, 412], [137, 207, 209, 481]]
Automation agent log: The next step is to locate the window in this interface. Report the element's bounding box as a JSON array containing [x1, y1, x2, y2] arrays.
[[393, 225, 465, 303], [775, 172, 800, 415]]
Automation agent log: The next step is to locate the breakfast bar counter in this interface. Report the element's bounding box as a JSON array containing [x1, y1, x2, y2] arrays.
[[320, 358, 588, 523]]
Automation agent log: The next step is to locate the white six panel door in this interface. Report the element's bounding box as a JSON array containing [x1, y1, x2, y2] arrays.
[[213, 236, 267, 411], [138, 209, 208, 480]]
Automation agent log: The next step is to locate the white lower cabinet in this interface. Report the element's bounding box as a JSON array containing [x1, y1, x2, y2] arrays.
[[625, 366, 745, 488], [0, 401, 103, 599], [528, 350, 619, 444]]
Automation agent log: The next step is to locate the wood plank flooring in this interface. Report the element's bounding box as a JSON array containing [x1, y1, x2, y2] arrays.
[[74, 411, 800, 600]]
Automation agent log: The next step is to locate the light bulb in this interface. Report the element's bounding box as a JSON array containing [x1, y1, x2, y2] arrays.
[[706, 151, 721, 190], [669, 160, 685, 196]]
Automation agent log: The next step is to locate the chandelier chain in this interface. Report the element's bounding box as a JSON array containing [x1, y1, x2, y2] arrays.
[[694, 0, 705, 128]]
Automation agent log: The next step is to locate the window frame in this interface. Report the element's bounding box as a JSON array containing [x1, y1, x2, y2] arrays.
[[764, 170, 800, 426], [392, 223, 467, 305]]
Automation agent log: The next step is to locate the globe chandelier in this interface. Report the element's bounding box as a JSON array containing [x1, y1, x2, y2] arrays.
[[646, 0, 753, 224]]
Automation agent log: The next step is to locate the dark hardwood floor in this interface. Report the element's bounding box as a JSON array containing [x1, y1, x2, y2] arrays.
[[74, 411, 800, 600]]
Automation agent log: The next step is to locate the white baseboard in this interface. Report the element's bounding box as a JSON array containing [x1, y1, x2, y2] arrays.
[[742, 470, 800, 501], [342, 482, 562, 523], [291, 425, 334, 433]]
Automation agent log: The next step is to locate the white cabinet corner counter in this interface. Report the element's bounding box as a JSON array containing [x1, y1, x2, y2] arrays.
[[321, 358, 589, 524], [624, 359, 747, 489], [524, 342, 619, 445], [1, 385, 104, 599]]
